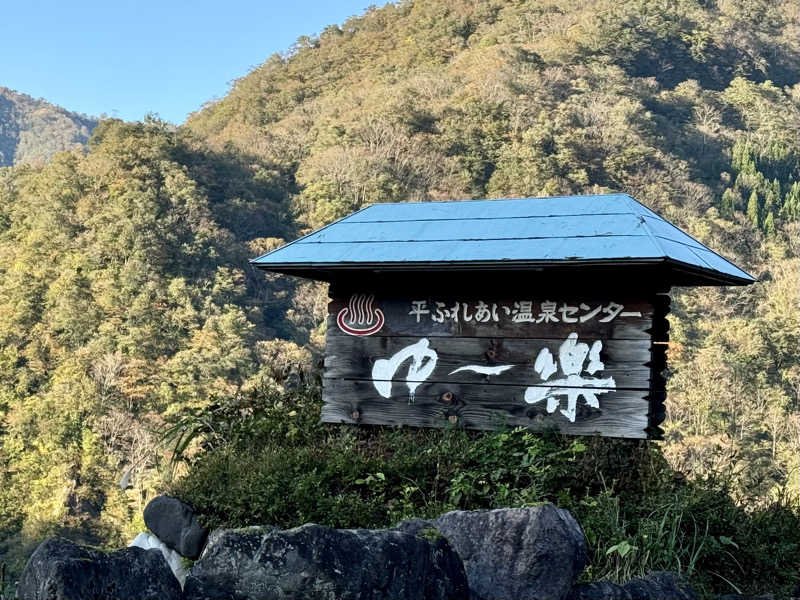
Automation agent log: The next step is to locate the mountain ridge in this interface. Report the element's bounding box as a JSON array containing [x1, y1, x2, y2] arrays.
[[0, 86, 98, 166]]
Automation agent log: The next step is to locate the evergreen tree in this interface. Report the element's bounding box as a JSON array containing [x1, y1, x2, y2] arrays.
[[764, 185, 777, 215], [747, 190, 760, 228], [721, 187, 737, 218], [781, 182, 800, 221], [771, 178, 781, 201], [763, 211, 775, 235], [731, 139, 757, 175]]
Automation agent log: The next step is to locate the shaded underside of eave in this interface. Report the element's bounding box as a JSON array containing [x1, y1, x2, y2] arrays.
[[250, 257, 754, 287]]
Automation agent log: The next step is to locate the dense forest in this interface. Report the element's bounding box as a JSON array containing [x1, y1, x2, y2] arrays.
[[187, 0, 799, 503], [0, 87, 97, 166], [0, 0, 798, 595]]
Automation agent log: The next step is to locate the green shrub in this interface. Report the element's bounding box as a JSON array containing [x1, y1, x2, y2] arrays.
[[168, 384, 585, 527], [169, 385, 800, 598]]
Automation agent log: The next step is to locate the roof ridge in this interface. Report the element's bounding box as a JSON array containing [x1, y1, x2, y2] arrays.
[[621, 193, 669, 222], [684, 245, 719, 272], [624, 195, 753, 280], [624, 195, 669, 258], [298, 233, 652, 245], [356, 193, 630, 208], [338, 211, 639, 225]]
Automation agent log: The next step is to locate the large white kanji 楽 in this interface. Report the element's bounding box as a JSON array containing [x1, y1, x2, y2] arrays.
[[524, 333, 616, 422]]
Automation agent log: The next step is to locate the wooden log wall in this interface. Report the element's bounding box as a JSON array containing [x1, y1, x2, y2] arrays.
[[322, 292, 669, 440]]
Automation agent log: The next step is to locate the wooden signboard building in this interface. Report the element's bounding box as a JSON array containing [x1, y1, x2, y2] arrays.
[[251, 194, 754, 440]]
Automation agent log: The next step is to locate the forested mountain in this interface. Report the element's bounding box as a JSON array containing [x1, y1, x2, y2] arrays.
[[186, 0, 799, 496], [0, 118, 305, 568], [1, 0, 798, 594], [0, 87, 97, 166]]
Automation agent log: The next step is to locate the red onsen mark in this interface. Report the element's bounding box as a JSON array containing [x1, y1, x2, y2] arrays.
[[337, 294, 385, 336]]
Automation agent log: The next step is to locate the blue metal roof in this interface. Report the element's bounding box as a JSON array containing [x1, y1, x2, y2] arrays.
[[251, 194, 754, 286]]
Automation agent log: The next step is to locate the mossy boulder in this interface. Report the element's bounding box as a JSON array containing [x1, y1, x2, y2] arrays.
[[17, 537, 181, 600], [183, 523, 468, 600]]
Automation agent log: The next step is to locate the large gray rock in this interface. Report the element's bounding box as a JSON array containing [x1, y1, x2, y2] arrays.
[[143, 494, 208, 559], [567, 573, 697, 600], [17, 537, 182, 600], [411, 504, 587, 600], [183, 523, 469, 600], [566, 581, 631, 600], [623, 572, 696, 600]]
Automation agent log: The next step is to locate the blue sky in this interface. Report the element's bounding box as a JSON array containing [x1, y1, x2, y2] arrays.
[[2, 0, 372, 124]]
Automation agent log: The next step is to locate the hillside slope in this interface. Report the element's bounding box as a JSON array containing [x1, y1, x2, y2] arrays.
[[0, 87, 97, 166], [185, 0, 799, 494], [186, 0, 799, 227]]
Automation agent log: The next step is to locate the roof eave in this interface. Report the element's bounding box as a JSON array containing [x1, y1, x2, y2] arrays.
[[250, 256, 755, 287], [661, 257, 755, 286]]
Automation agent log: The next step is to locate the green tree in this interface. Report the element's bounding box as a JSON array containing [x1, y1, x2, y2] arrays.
[[720, 188, 737, 218], [763, 211, 775, 235], [747, 189, 761, 228], [782, 182, 800, 221]]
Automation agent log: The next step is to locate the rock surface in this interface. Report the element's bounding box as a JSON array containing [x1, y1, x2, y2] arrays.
[[129, 531, 188, 588], [623, 572, 697, 600], [183, 523, 469, 600], [566, 580, 632, 600], [403, 504, 587, 600], [17, 537, 182, 600], [143, 494, 208, 559], [567, 573, 697, 600]]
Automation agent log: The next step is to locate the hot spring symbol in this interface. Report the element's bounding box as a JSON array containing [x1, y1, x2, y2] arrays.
[[336, 294, 385, 336]]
